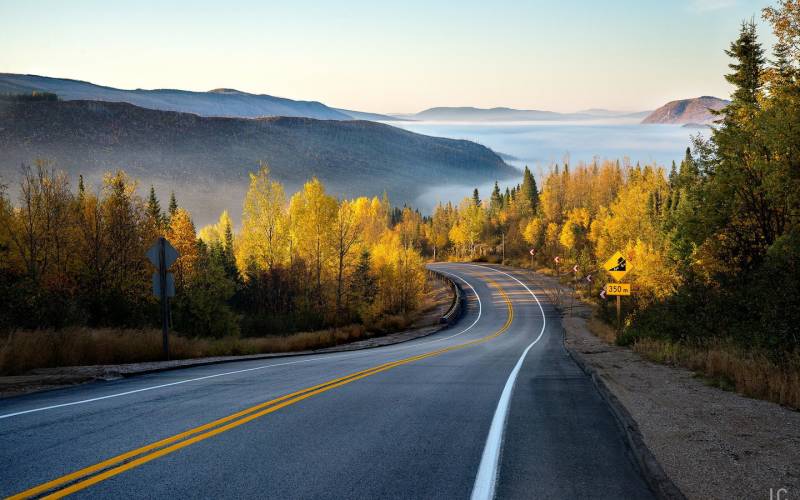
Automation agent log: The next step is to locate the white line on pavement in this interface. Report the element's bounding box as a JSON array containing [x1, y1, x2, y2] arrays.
[[470, 265, 547, 500], [0, 267, 482, 421]]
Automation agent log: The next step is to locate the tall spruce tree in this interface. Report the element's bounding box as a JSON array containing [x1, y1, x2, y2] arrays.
[[520, 166, 539, 214], [168, 191, 178, 221], [146, 185, 162, 227], [725, 19, 765, 107]]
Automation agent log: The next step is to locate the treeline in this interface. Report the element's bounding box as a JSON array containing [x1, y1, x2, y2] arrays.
[[422, 3, 800, 359], [0, 91, 59, 102], [0, 164, 427, 338]]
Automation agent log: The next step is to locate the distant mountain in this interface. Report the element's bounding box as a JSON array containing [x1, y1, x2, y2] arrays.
[[0, 73, 396, 121], [579, 108, 652, 119], [333, 108, 402, 121], [0, 99, 516, 225], [641, 96, 729, 125], [408, 106, 594, 121], [404, 106, 652, 122]]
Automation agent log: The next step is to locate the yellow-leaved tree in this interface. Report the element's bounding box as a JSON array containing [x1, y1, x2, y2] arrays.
[[239, 164, 288, 273], [289, 178, 337, 304], [168, 207, 199, 291]]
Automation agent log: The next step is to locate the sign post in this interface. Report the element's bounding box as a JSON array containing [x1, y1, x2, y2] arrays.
[[602, 251, 632, 333], [501, 233, 505, 266], [147, 237, 179, 360]]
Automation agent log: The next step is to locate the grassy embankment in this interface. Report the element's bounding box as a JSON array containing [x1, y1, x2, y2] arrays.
[[584, 288, 800, 410], [0, 277, 451, 376]]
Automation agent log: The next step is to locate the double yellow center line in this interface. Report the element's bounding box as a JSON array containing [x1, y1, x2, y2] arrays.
[[9, 276, 514, 499]]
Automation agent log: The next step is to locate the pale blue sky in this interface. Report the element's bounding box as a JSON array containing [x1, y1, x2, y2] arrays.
[[0, 0, 775, 113]]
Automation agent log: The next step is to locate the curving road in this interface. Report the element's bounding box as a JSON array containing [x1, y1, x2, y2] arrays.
[[0, 264, 653, 499]]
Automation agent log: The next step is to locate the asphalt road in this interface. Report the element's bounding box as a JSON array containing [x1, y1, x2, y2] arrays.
[[0, 264, 653, 499]]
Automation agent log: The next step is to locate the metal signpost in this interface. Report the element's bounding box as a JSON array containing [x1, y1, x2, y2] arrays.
[[602, 251, 632, 331], [146, 237, 179, 360]]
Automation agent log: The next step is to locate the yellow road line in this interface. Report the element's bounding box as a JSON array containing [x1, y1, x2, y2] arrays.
[[9, 277, 514, 500]]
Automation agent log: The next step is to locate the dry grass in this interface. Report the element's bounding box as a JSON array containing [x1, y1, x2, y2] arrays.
[[0, 271, 454, 376], [632, 337, 800, 410], [587, 315, 618, 343], [0, 325, 369, 376]]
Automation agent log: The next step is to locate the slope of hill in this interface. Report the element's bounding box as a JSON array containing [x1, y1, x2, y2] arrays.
[[641, 96, 728, 124], [0, 99, 516, 224], [0, 73, 395, 121]]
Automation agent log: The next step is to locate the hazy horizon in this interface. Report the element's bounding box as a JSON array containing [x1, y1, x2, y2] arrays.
[[0, 0, 778, 114]]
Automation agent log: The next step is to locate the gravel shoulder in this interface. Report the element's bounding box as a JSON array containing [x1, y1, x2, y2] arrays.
[[515, 267, 800, 500]]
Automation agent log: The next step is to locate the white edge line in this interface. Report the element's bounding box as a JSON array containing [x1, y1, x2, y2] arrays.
[[0, 266, 482, 421], [469, 265, 547, 500]]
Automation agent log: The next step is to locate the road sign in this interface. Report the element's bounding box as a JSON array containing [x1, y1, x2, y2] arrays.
[[554, 256, 561, 264], [152, 272, 175, 298], [572, 264, 579, 273], [529, 248, 536, 256], [600, 288, 606, 299], [586, 274, 592, 282], [605, 283, 631, 296], [603, 251, 631, 282], [147, 237, 180, 360], [147, 238, 179, 269]]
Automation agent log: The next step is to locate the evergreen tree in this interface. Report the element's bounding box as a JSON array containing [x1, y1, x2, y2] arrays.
[[472, 188, 481, 207], [771, 40, 795, 85], [520, 165, 539, 214], [725, 19, 765, 107], [668, 161, 678, 187], [350, 249, 377, 309], [146, 185, 162, 226], [221, 215, 238, 282], [168, 191, 178, 220], [489, 181, 503, 212]]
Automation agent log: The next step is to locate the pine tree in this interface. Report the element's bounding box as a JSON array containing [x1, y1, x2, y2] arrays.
[[472, 188, 481, 207], [147, 185, 162, 227], [221, 215, 238, 282], [669, 161, 678, 187], [490, 181, 504, 212], [725, 19, 765, 107], [350, 249, 377, 315], [168, 191, 178, 220], [520, 165, 539, 214]]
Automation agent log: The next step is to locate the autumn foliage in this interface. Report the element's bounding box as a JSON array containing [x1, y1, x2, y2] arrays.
[[0, 163, 427, 342]]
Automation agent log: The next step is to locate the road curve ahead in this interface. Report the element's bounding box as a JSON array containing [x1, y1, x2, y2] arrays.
[[0, 264, 653, 499]]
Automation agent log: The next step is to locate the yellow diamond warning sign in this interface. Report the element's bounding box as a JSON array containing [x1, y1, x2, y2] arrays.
[[603, 251, 631, 282]]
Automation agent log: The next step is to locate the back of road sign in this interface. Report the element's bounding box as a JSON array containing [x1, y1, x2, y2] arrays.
[[152, 272, 175, 298]]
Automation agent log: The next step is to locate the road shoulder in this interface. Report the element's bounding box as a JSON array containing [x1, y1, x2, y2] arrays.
[[562, 301, 800, 500]]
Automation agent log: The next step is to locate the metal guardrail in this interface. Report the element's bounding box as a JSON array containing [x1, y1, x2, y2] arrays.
[[427, 269, 464, 325]]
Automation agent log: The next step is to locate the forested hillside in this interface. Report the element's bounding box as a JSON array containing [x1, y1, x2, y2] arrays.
[[0, 98, 515, 224]]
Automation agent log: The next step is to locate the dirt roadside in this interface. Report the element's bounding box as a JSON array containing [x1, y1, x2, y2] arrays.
[[0, 272, 458, 399], [514, 267, 800, 500]]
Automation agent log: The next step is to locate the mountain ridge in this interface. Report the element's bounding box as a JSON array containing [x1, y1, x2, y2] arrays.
[[0, 73, 398, 121], [0, 98, 516, 225]]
